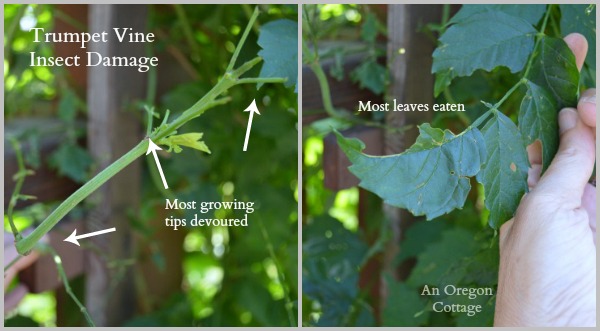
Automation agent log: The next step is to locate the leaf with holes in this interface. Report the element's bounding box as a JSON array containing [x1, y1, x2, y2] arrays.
[[519, 81, 558, 172], [477, 111, 529, 229], [528, 36, 580, 108], [334, 125, 486, 220], [433, 11, 536, 80]]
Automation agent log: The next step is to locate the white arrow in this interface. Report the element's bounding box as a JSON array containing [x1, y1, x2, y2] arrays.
[[242, 99, 261, 151], [147, 139, 169, 189], [64, 228, 116, 246]]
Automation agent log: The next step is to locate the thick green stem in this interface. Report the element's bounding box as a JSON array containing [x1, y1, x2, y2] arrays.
[[237, 77, 287, 85], [152, 56, 263, 142], [13, 6, 289, 255], [16, 141, 147, 255]]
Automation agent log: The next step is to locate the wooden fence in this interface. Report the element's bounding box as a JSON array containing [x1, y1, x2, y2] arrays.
[[302, 4, 445, 322]]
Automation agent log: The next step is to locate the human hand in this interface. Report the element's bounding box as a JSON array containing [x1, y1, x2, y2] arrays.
[[494, 33, 596, 327]]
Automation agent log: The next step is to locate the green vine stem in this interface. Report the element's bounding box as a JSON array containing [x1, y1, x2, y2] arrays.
[[38, 243, 96, 326], [257, 218, 296, 326], [7, 138, 34, 242], [6, 139, 93, 325], [15, 6, 286, 255], [16, 141, 146, 255]]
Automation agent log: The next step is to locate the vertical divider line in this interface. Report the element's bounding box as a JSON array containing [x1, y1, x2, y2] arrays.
[[296, 3, 303, 327]]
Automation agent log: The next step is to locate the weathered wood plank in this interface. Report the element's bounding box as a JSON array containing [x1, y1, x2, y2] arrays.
[[86, 4, 146, 326], [323, 126, 383, 191], [382, 2, 442, 300]]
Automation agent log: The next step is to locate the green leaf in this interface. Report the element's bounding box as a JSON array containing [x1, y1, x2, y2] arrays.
[[58, 89, 77, 122], [160, 132, 210, 154], [329, 48, 345, 81], [450, 4, 546, 25], [351, 59, 387, 95], [334, 125, 486, 220], [382, 274, 429, 326], [49, 143, 93, 183], [476, 111, 529, 229], [433, 11, 536, 79], [560, 4, 596, 70], [303, 216, 370, 326], [406, 227, 479, 287], [528, 37, 580, 108], [258, 19, 298, 91], [433, 68, 452, 97], [360, 13, 378, 42], [519, 81, 558, 171]]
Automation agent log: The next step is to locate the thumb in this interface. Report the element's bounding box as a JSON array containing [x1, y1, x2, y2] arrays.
[[533, 108, 595, 207]]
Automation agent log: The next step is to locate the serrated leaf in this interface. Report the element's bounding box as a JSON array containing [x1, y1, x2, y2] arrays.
[[476, 111, 529, 229], [351, 59, 387, 95], [58, 89, 77, 122], [334, 125, 486, 220], [528, 36, 580, 108], [560, 4, 596, 70], [160, 133, 211, 154], [433, 11, 536, 79], [450, 4, 546, 25], [360, 13, 378, 42], [49, 143, 93, 183], [258, 19, 298, 92], [519, 81, 558, 172], [382, 274, 429, 326]]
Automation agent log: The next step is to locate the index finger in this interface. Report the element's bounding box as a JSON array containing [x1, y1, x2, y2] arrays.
[[563, 33, 588, 71]]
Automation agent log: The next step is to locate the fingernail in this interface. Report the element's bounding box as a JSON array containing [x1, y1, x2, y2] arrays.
[[558, 108, 577, 134], [580, 94, 596, 105]]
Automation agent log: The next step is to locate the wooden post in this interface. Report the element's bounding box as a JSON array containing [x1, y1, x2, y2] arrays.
[[86, 4, 146, 326], [384, 2, 442, 287]]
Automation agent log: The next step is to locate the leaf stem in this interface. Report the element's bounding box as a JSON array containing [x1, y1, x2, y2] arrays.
[[173, 4, 201, 57], [226, 6, 260, 73], [7, 138, 32, 242], [522, 4, 553, 79], [257, 218, 296, 327], [493, 79, 525, 110], [236, 77, 287, 85], [39, 244, 95, 326]]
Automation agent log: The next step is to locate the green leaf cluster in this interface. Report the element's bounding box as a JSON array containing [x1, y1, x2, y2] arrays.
[[338, 4, 591, 229]]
